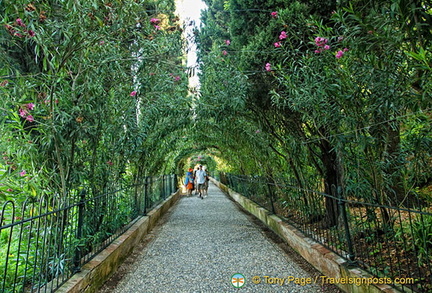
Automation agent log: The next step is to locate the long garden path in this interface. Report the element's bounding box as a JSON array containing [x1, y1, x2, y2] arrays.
[[100, 182, 341, 293]]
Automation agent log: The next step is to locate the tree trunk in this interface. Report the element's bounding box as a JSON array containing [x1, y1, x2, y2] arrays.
[[384, 122, 406, 206], [319, 134, 340, 228]]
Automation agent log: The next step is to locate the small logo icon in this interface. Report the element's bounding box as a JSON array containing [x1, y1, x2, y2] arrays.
[[231, 273, 245, 288]]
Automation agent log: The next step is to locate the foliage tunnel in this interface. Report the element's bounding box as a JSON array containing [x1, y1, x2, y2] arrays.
[[0, 0, 431, 290]]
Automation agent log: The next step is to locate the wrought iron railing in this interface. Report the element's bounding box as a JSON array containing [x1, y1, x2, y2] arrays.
[[220, 172, 432, 293], [0, 174, 178, 293]]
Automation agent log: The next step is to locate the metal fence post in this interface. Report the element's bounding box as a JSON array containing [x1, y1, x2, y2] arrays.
[[335, 185, 355, 262], [171, 174, 174, 194], [73, 189, 86, 273], [165, 175, 168, 197], [172, 174, 175, 194], [144, 177, 149, 215], [267, 177, 276, 214], [162, 175, 166, 199]]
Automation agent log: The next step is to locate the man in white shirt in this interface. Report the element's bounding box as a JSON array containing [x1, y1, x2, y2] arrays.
[[195, 165, 207, 199]]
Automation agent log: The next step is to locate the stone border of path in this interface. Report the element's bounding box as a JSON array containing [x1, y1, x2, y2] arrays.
[[210, 178, 405, 293], [56, 189, 181, 293]]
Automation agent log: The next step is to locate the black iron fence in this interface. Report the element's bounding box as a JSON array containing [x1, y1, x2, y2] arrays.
[[220, 173, 432, 293], [0, 174, 178, 293]]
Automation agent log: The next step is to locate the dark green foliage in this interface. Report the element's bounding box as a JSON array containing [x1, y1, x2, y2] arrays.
[[0, 0, 190, 201], [196, 0, 432, 214]]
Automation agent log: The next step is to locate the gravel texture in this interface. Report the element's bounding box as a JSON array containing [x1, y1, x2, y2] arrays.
[[99, 182, 342, 293]]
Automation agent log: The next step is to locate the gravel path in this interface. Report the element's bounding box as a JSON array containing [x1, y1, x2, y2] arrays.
[[100, 182, 341, 293]]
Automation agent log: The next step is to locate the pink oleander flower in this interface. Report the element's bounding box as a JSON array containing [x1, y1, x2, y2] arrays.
[[26, 115, 34, 122], [99, 40, 105, 45], [16, 18, 26, 27], [154, 25, 161, 30], [343, 48, 349, 52], [27, 30, 36, 37], [270, 11, 278, 18], [279, 31, 287, 40], [315, 37, 328, 47], [324, 45, 330, 50], [130, 91, 137, 96], [222, 50, 228, 56], [336, 50, 344, 59], [7, 188, 13, 192], [26, 103, 35, 110], [14, 32, 24, 38], [314, 49, 321, 54], [19, 108, 28, 118], [150, 18, 160, 24], [265, 63, 271, 72], [174, 76, 181, 81], [19, 170, 26, 176], [225, 39, 230, 45], [274, 42, 281, 48]]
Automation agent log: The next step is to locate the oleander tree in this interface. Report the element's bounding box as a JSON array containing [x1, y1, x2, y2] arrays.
[[196, 0, 432, 227], [0, 0, 190, 203], [270, 0, 432, 209]]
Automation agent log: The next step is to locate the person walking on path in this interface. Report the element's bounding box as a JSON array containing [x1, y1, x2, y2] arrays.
[[195, 165, 207, 199], [202, 168, 210, 196], [184, 168, 194, 196], [193, 166, 199, 195]]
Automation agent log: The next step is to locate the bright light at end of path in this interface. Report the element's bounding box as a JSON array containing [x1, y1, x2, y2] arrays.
[[175, 0, 207, 25]]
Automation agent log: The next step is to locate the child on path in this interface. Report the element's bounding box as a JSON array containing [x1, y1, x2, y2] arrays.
[[184, 168, 194, 196]]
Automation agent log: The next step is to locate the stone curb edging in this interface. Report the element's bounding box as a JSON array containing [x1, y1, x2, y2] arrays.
[[56, 190, 182, 293], [210, 178, 403, 293]]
